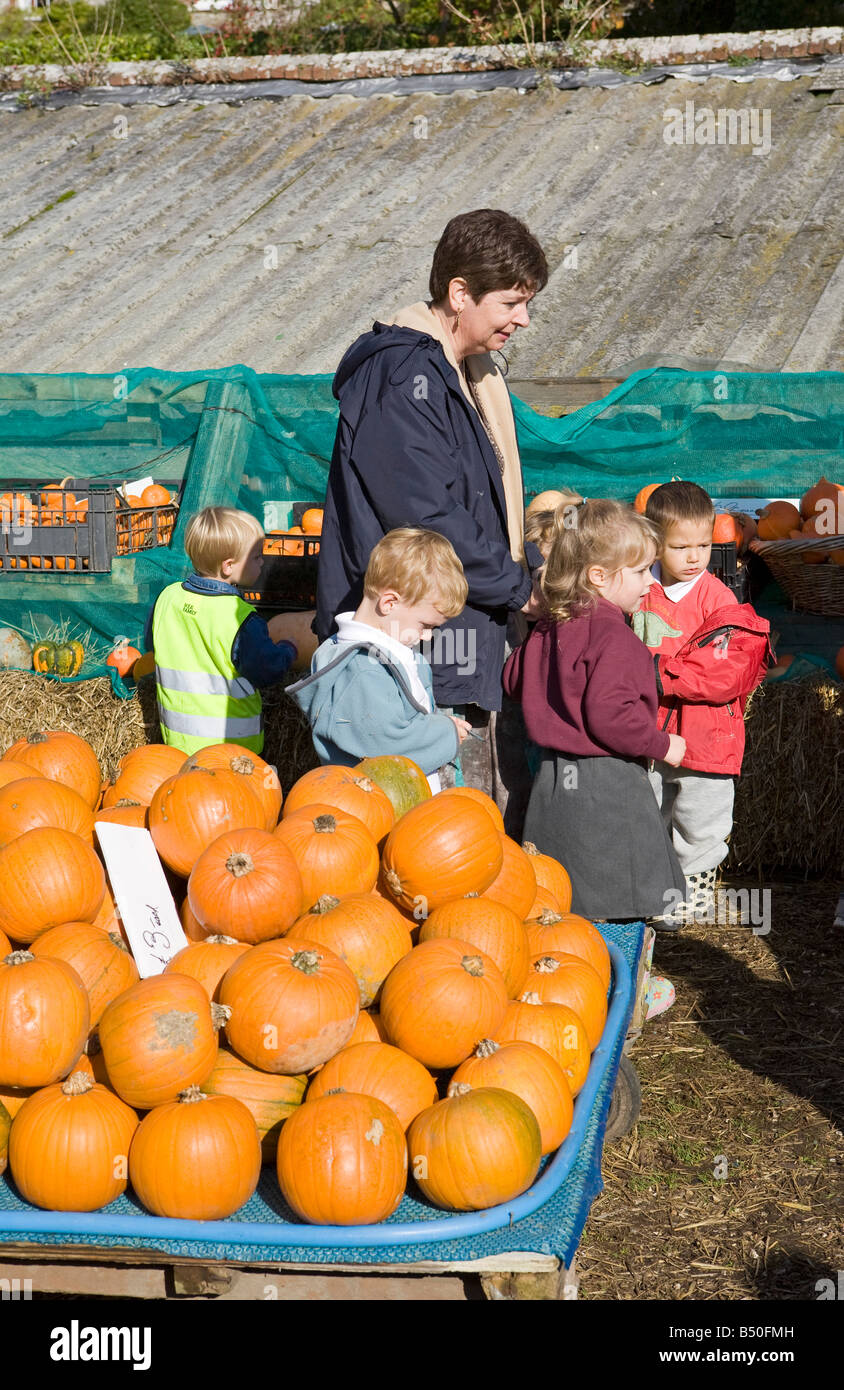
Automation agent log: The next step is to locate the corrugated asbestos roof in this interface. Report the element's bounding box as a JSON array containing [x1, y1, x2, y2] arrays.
[[1, 73, 843, 376]]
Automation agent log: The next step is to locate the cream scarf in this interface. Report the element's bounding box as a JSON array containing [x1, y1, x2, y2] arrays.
[[387, 301, 527, 565]]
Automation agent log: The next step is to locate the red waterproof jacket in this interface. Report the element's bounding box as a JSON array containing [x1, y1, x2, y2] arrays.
[[653, 604, 773, 774]]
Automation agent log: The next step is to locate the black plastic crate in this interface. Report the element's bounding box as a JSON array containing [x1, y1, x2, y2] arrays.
[[0, 478, 180, 575], [242, 534, 320, 611], [708, 541, 749, 602], [0, 481, 116, 573]]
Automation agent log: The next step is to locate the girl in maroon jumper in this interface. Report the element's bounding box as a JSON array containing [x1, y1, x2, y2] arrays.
[[503, 500, 687, 922]]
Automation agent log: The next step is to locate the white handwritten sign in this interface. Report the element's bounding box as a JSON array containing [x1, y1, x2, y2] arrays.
[[94, 823, 188, 977]]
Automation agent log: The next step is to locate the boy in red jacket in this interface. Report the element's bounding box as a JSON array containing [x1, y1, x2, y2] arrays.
[[632, 482, 771, 927]]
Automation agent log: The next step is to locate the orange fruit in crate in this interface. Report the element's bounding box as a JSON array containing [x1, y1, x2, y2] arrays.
[[0, 492, 35, 526], [301, 508, 323, 535], [281, 528, 305, 557], [712, 513, 742, 544], [633, 483, 662, 514], [140, 485, 171, 507], [757, 501, 801, 541]]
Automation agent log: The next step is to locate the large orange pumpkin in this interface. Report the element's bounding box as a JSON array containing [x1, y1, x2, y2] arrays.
[[285, 892, 411, 1007], [103, 744, 187, 808], [526, 883, 562, 919], [0, 777, 95, 848], [273, 805, 379, 908], [0, 827, 106, 944], [282, 766, 394, 846], [200, 1046, 307, 1164], [94, 801, 149, 829], [436, 786, 504, 833], [757, 500, 801, 541], [712, 513, 742, 545], [186, 744, 283, 831], [9, 1071, 138, 1211], [186, 826, 303, 943], [418, 897, 530, 998], [494, 995, 591, 1096], [633, 483, 662, 514], [522, 842, 572, 912], [0, 761, 41, 793], [98, 973, 222, 1109], [164, 936, 251, 1002], [0, 950, 90, 1088], [407, 1087, 541, 1211], [2, 730, 101, 810], [30, 922, 139, 1027], [481, 835, 537, 919], [306, 1041, 437, 1132], [129, 1086, 261, 1220], [352, 755, 431, 818], [378, 938, 508, 1070], [148, 765, 265, 878], [219, 939, 359, 1074], [524, 953, 607, 1050], [526, 911, 612, 990], [449, 1038, 573, 1156], [380, 797, 503, 915], [800, 476, 844, 521], [277, 1091, 407, 1225], [344, 1010, 383, 1047]]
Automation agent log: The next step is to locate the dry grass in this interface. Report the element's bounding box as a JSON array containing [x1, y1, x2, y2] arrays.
[[579, 878, 843, 1300]]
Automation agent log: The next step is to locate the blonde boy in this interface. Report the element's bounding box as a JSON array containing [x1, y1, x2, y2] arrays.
[[289, 529, 471, 791], [148, 507, 297, 755]]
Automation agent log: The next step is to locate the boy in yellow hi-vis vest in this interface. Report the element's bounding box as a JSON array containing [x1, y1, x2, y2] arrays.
[[148, 507, 298, 756]]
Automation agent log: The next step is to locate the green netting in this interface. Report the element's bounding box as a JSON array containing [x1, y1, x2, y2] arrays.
[[0, 365, 842, 686]]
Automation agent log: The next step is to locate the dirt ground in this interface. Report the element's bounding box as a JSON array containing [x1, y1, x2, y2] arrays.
[[578, 877, 843, 1301]]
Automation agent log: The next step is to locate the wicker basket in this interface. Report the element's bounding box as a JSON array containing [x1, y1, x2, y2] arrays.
[[752, 534, 844, 616]]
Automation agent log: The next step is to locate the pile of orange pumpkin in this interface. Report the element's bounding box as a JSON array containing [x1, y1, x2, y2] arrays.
[[0, 731, 611, 1227], [755, 477, 844, 565], [0, 481, 177, 569], [263, 507, 323, 558]]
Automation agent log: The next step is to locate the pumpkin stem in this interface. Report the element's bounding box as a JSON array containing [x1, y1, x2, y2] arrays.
[[107, 932, 130, 955], [520, 991, 542, 1005], [5, 950, 34, 966], [384, 869, 403, 896], [26, 731, 48, 745], [475, 1038, 500, 1058], [313, 814, 336, 834], [230, 755, 256, 776], [461, 955, 485, 977], [211, 1003, 232, 1029], [536, 909, 562, 926], [311, 894, 340, 915], [206, 935, 239, 945], [225, 852, 255, 879], [522, 841, 538, 855], [178, 1085, 206, 1104], [463, 891, 479, 899], [326, 1087, 347, 1095], [291, 949, 321, 975], [534, 956, 561, 974], [62, 1071, 95, 1096], [448, 1081, 473, 1096], [115, 797, 142, 809], [352, 777, 374, 793]]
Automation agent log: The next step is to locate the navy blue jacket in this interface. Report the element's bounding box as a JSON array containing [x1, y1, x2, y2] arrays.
[[315, 323, 539, 711]]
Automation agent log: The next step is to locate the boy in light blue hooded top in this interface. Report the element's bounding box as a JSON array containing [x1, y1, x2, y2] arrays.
[[288, 529, 471, 792]]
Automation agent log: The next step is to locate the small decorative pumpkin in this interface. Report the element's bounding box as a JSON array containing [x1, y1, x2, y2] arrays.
[[481, 834, 537, 919], [105, 641, 141, 677], [31, 641, 85, 678], [9, 1071, 138, 1211], [525, 911, 611, 990], [0, 950, 90, 1088], [449, 1038, 573, 1156], [380, 797, 504, 914], [2, 730, 101, 809], [187, 827, 303, 943], [522, 842, 573, 913], [30, 922, 139, 1027], [306, 1041, 437, 1132], [300, 508, 324, 535], [524, 953, 607, 1050], [219, 939, 359, 1074], [129, 1086, 261, 1220], [0, 827, 106, 944], [277, 1091, 407, 1225], [418, 897, 530, 998], [139, 484, 171, 507], [494, 994, 591, 1096], [186, 743, 282, 831], [284, 893, 411, 1007], [378, 938, 508, 1070], [148, 765, 266, 878], [407, 1087, 542, 1211], [201, 1046, 307, 1164], [282, 765, 394, 846], [352, 755, 432, 819], [98, 973, 224, 1109], [273, 805, 379, 909]]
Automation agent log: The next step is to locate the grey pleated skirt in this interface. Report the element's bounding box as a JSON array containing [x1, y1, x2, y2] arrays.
[[522, 752, 687, 921]]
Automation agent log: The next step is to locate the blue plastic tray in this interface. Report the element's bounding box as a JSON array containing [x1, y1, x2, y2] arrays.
[[0, 923, 644, 1268]]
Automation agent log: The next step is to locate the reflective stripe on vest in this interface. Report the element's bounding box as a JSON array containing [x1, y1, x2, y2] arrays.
[[152, 583, 263, 755]]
